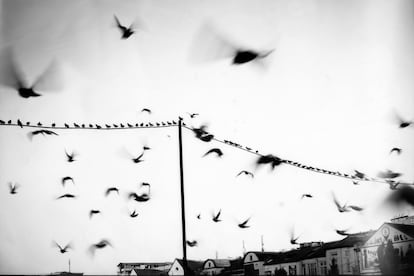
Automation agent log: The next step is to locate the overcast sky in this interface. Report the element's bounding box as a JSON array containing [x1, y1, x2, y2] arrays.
[[0, 0, 414, 274]]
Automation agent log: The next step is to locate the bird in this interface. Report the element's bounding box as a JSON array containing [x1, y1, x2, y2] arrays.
[[256, 154, 283, 170], [352, 181, 360, 185], [236, 170, 254, 178], [238, 218, 251, 229], [199, 134, 214, 142], [290, 229, 300, 245], [196, 214, 201, 219], [65, 150, 77, 162], [212, 209, 222, 222], [377, 170, 402, 179], [8, 182, 19, 194], [336, 229, 350, 236], [187, 113, 199, 118], [186, 240, 198, 247], [348, 205, 364, 212], [384, 186, 414, 208], [192, 125, 208, 138], [353, 170, 366, 179], [114, 15, 135, 39], [89, 210, 101, 219], [390, 148, 402, 155], [130, 210, 139, 218], [0, 48, 62, 98], [61, 176, 74, 187], [232, 49, 274, 65], [203, 148, 223, 157], [105, 187, 119, 196], [332, 193, 350, 213], [88, 239, 112, 256], [143, 145, 151, 151], [17, 119, 23, 128], [132, 152, 144, 163], [0, 120, 5, 124], [129, 192, 150, 202], [301, 194, 313, 199], [141, 108, 151, 114], [386, 180, 400, 190], [53, 241, 72, 254], [28, 129, 58, 139], [56, 194, 76, 199], [394, 113, 413, 128]]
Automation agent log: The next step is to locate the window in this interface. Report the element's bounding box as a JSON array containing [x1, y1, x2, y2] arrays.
[[346, 258, 351, 272], [320, 260, 327, 275]]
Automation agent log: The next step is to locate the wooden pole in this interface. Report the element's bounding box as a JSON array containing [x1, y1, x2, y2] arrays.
[[178, 117, 187, 275]]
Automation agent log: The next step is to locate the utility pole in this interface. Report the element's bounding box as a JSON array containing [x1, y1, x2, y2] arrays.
[[242, 240, 246, 256], [261, 235, 264, 252], [178, 117, 187, 275], [68, 259, 71, 273]]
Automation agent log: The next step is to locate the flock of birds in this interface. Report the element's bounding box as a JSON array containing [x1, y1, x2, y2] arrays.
[[1, 9, 414, 265]]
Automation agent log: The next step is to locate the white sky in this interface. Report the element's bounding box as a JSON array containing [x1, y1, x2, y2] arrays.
[[0, 0, 414, 274]]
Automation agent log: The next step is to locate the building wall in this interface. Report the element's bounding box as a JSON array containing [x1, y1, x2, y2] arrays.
[[326, 247, 359, 275], [168, 260, 184, 276]]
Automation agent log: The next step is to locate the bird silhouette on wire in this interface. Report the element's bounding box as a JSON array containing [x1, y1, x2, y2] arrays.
[[390, 148, 402, 155], [28, 129, 58, 139], [89, 210, 101, 219], [212, 209, 222, 222], [61, 176, 74, 187], [105, 187, 119, 196], [332, 193, 350, 213], [203, 148, 223, 157], [186, 240, 198, 247], [238, 218, 251, 229], [53, 241, 72, 254], [236, 170, 254, 178], [56, 194, 76, 199], [8, 182, 19, 194], [114, 15, 135, 39], [377, 170, 402, 179], [256, 154, 283, 170], [65, 150, 77, 162], [0, 47, 62, 98], [88, 239, 112, 256], [353, 170, 366, 179]]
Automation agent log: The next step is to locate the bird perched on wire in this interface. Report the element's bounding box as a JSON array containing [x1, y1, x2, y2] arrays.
[[61, 176, 74, 187], [256, 154, 283, 170], [332, 193, 350, 213], [89, 210, 101, 219], [65, 150, 77, 162], [8, 182, 19, 194], [0, 47, 63, 98], [56, 193, 76, 199], [353, 170, 366, 180], [129, 192, 150, 202], [189, 22, 275, 66], [236, 170, 254, 178], [28, 129, 58, 139], [390, 148, 402, 155], [203, 148, 223, 157], [301, 194, 313, 199], [114, 15, 135, 39], [186, 240, 198, 247], [105, 187, 119, 196], [212, 209, 222, 222], [238, 218, 251, 229], [53, 241, 72, 254], [130, 210, 139, 218], [377, 170, 402, 179], [88, 239, 112, 256], [17, 119, 23, 128]]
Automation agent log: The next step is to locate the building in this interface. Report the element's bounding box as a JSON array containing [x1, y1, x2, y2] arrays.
[[118, 262, 172, 275], [202, 259, 231, 275], [360, 222, 414, 275], [220, 258, 244, 276], [168, 259, 204, 276]]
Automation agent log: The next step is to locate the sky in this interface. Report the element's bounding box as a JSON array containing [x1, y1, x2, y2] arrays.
[[0, 0, 414, 274]]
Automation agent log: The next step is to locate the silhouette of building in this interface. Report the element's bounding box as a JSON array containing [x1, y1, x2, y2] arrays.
[[201, 259, 231, 275], [117, 262, 172, 275], [168, 259, 204, 276]]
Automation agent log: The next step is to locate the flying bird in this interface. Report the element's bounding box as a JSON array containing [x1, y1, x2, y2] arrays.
[[132, 152, 144, 163], [143, 145, 151, 151], [332, 193, 350, 213], [196, 213, 201, 219], [89, 210, 101, 219], [53, 241, 72, 254], [61, 176, 74, 187], [203, 148, 223, 157], [256, 154, 283, 170], [336, 229, 350, 236], [0, 48, 62, 98], [186, 240, 198, 247], [88, 239, 112, 256], [56, 194, 76, 199], [377, 170, 402, 179], [65, 150, 77, 162], [28, 129, 58, 139], [390, 148, 402, 155], [114, 15, 135, 39], [290, 228, 300, 245], [394, 113, 413, 128], [238, 218, 251, 229], [301, 194, 313, 199], [236, 170, 254, 178], [129, 192, 150, 202], [187, 113, 199, 118], [130, 210, 139, 218], [348, 205, 364, 212], [8, 182, 19, 194], [141, 108, 151, 114], [105, 187, 119, 196], [212, 209, 222, 222]]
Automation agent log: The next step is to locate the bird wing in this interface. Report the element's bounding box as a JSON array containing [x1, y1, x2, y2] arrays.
[[114, 15, 126, 30], [332, 193, 342, 209], [53, 241, 63, 251], [32, 59, 63, 92], [0, 46, 27, 89]]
